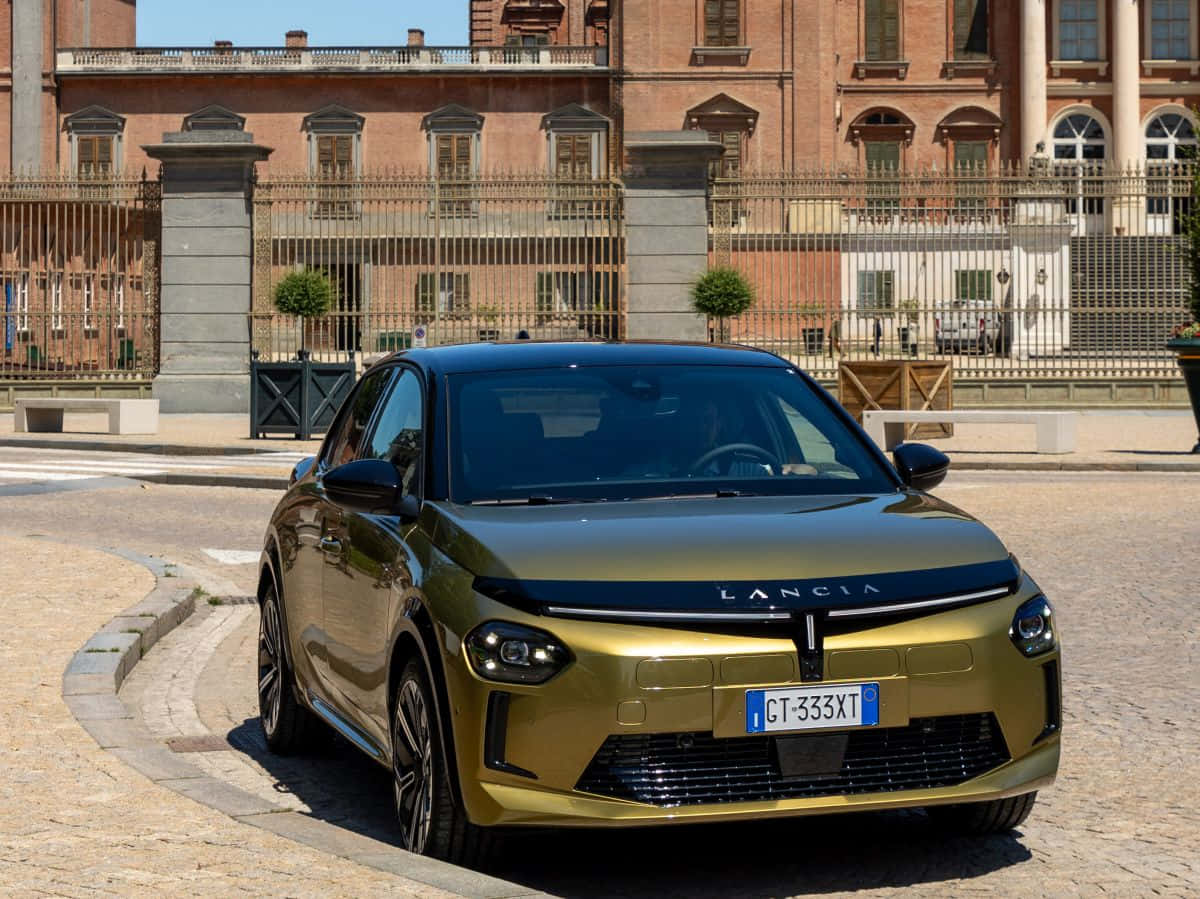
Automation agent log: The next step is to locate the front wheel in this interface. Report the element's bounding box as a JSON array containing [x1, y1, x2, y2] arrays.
[[258, 584, 317, 754], [392, 659, 491, 864], [927, 791, 1038, 835]]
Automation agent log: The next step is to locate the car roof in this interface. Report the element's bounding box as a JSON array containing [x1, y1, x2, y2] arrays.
[[383, 340, 790, 375]]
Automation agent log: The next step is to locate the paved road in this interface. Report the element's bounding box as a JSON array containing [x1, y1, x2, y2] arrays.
[[6, 473, 1198, 895], [0, 445, 305, 490]]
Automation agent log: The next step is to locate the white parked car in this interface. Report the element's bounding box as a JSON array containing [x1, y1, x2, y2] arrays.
[[935, 301, 1009, 354]]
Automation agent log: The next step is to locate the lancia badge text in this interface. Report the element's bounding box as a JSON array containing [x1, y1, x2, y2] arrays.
[[718, 583, 882, 602]]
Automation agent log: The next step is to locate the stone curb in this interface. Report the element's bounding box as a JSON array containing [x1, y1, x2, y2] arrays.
[[62, 547, 540, 899], [951, 460, 1200, 472]]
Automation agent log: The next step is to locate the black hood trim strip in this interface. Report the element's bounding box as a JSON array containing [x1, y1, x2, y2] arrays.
[[473, 558, 1020, 617]]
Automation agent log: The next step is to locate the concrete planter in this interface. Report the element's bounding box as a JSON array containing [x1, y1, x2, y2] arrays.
[[250, 353, 355, 440], [1167, 337, 1200, 453]]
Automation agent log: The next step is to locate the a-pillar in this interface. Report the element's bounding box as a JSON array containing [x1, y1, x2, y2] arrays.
[[1020, 0, 1048, 161], [143, 132, 272, 412], [1111, 0, 1145, 234], [623, 132, 724, 341]]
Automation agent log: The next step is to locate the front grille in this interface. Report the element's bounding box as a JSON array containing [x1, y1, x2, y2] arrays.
[[575, 713, 1010, 808]]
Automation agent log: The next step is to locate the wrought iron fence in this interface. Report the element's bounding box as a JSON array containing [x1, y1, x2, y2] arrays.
[[710, 162, 1195, 380], [251, 172, 625, 362], [0, 173, 160, 380]]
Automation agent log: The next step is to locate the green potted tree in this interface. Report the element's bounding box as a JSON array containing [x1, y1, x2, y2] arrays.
[[250, 268, 355, 440], [1170, 166, 1200, 453], [692, 266, 755, 343], [274, 267, 333, 359]]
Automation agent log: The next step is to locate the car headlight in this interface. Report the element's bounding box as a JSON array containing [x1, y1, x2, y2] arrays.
[[465, 621, 571, 684], [1009, 596, 1056, 657]]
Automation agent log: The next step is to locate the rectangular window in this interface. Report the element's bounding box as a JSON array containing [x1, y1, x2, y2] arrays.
[[865, 141, 901, 216], [1151, 0, 1191, 59], [435, 133, 476, 216], [113, 274, 126, 330], [865, 0, 901, 60], [15, 273, 30, 331], [1060, 0, 1100, 60], [82, 275, 94, 331], [857, 270, 895, 314], [707, 130, 743, 178], [954, 140, 989, 213], [704, 0, 740, 47], [555, 133, 595, 178], [955, 269, 994, 302], [316, 135, 354, 176], [954, 0, 989, 59], [415, 273, 470, 317], [50, 273, 64, 331], [314, 134, 356, 218], [77, 136, 114, 176]]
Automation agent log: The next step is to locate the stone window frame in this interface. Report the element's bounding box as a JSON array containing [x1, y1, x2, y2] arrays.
[[692, 0, 751, 65], [1051, 0, 1109, 73], [856, 0, 909, 78], [422, 104, 485, 177], [63, 106, 126, 176], [942, 0, 999, 78], [182, 105, 246, 133], [302, 105, 365, 177], [1142, 1, 1200, 74], [541, 104, 610, 179]]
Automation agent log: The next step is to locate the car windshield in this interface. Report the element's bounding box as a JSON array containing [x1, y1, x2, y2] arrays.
[[447, 365, 895, 504]]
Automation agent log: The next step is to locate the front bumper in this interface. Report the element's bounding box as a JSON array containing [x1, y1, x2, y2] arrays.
[[436, 577, 1061, 828]]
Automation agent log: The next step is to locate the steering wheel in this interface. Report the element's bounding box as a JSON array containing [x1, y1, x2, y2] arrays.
[[689, 443, 782, 476]]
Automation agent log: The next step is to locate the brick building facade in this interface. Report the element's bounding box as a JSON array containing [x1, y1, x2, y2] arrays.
[[2, 1, 1199, 177]]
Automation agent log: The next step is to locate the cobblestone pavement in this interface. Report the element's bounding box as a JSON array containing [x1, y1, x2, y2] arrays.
[[0, 535, 451, 897], [122, 471, 1199, 897]]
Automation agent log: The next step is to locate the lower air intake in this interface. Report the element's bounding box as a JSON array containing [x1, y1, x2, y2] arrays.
[[575, 713, 1009, 808]]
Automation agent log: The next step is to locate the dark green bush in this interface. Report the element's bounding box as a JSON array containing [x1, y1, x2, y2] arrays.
[[691, 266, 755, 319], [273, 268, 333, 320]]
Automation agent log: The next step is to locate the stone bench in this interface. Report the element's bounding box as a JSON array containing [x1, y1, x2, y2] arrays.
[[862, 409, 1078, 455], [14, 398, 160, 435]]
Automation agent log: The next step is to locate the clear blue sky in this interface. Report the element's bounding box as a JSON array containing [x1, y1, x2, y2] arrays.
[[136, 1, 470, 47]]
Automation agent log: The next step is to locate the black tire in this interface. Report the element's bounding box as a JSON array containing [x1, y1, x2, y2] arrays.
[[392, 658, 491, 864], [927, 791, 1038, 835], [258, 583, 316, 754]]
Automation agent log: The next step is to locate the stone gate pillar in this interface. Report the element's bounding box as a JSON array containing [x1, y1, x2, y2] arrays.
[[143, 132, 272, 412], [623, 132, 724, 341]]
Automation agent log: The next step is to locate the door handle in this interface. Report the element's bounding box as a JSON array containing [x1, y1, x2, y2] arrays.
[[319, 536, 342, 555]]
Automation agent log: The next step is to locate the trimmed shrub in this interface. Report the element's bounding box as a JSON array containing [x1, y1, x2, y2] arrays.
[[273, 268, 334, 320], [691, 266, 755, 319]]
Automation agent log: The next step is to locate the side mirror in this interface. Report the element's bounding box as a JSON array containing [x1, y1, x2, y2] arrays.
[[289, 456, 316, 486], [324, 459, 410, 516], [892, 443, 950, 492]]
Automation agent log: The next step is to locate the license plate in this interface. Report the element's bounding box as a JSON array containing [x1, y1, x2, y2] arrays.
[[745, 683, 879, 734]]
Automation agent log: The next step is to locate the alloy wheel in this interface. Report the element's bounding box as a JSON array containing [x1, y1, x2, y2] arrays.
[[258, 595, 283, 737], [393, 678, 435, 854]]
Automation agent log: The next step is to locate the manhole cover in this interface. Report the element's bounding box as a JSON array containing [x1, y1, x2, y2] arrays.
[[166, 734, 232, 753]]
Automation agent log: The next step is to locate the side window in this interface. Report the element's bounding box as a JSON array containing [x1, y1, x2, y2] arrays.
[[366, 370, 424, 496], [324, 369, 394, 469]]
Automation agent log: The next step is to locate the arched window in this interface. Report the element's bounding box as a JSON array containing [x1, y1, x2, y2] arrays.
[[1146, 111, 1197, 161], [1146, 110, 1197, 232], [1051, 112, 1107, 225], [1052, 112, 1106, 162]]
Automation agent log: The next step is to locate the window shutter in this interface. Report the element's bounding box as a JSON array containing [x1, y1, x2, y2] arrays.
[[882, 0, 899, 59], [79, 138, 95, 168], [955, 0, 988, 58], [865, 0, 882, 59], [880, 271, 894, 306], [954, 140, 988, 169], [865, 141, 900, 171], [454, 273, 471, 314], [415, 274, 435, 313], [704, 0, 739, 46], [536, 272, 554, 313]]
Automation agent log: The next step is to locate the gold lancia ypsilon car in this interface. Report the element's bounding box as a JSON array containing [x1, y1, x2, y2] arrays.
[[257, 342, 1060, 862]]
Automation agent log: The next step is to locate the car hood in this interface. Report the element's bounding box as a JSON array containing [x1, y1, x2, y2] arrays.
[[425, 493, 1017, 614]]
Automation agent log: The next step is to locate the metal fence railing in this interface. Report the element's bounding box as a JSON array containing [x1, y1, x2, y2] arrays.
[[0, 174, 160, 380], [250, 172, 625, 363], [710, 162, 1195, 380]]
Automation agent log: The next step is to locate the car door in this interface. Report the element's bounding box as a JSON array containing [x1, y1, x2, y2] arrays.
[[322, 366, 425, 744], [308, 366, 395, 704]]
